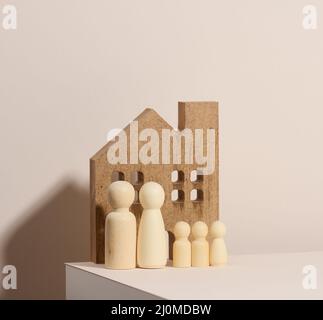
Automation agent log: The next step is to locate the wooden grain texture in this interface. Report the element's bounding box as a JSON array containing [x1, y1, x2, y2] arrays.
[[90, 102, 219, 263]]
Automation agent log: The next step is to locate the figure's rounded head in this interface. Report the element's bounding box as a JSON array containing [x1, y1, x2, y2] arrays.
[[192, 221, 208, 239], [210, 220, 226, 238], [139, 182, 165, 209], [174, 221, 190, 239], [108, 181, 135, 209]]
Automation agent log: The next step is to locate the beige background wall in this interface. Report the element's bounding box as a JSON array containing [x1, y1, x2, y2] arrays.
[[0, 0, 322, 299]]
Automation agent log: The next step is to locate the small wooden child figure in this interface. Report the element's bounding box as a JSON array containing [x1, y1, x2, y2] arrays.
[[191, 221, 209, 267], [105, 181, 136, 269], [210, 220, 228, 266], [173, 221, 191, 268]]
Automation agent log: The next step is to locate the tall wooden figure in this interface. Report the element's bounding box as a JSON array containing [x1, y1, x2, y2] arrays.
[[105, 181, 136, 269], [137, 182, 167, 268]]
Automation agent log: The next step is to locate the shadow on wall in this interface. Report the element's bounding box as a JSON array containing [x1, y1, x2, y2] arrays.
[[1, 180, 90, 299]]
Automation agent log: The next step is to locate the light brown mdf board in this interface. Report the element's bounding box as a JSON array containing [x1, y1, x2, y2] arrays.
[[90, 102, 219, 263]]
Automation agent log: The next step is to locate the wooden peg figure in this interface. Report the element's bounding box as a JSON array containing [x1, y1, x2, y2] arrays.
[[210, 220, 228, 266], [137, 182, 167, 268], [191, 221, 209, 267], [105, 181, 136, 269], [173, 221, 191, 268]]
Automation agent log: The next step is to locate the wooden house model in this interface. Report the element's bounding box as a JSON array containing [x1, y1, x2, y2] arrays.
[[90, 101, 219, 263]]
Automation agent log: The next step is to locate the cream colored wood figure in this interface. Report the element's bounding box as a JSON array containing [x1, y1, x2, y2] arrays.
[[105, 181, 136, 269], [210, 221, 228, 266], [173, 221, 191, 268], [137, 182, 167, 268], [191, 221, 209, 267]]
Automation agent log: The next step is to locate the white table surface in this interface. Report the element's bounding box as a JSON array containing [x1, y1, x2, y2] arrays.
[[66, 251, 323, 300]]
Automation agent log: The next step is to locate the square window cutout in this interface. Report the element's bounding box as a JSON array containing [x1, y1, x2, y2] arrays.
[[190, 170, 203, 182], [171, 170, 184, 183], [171, 189, 185, 202], [190, 189, 203, 201], [112, 171, 125, 182]]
